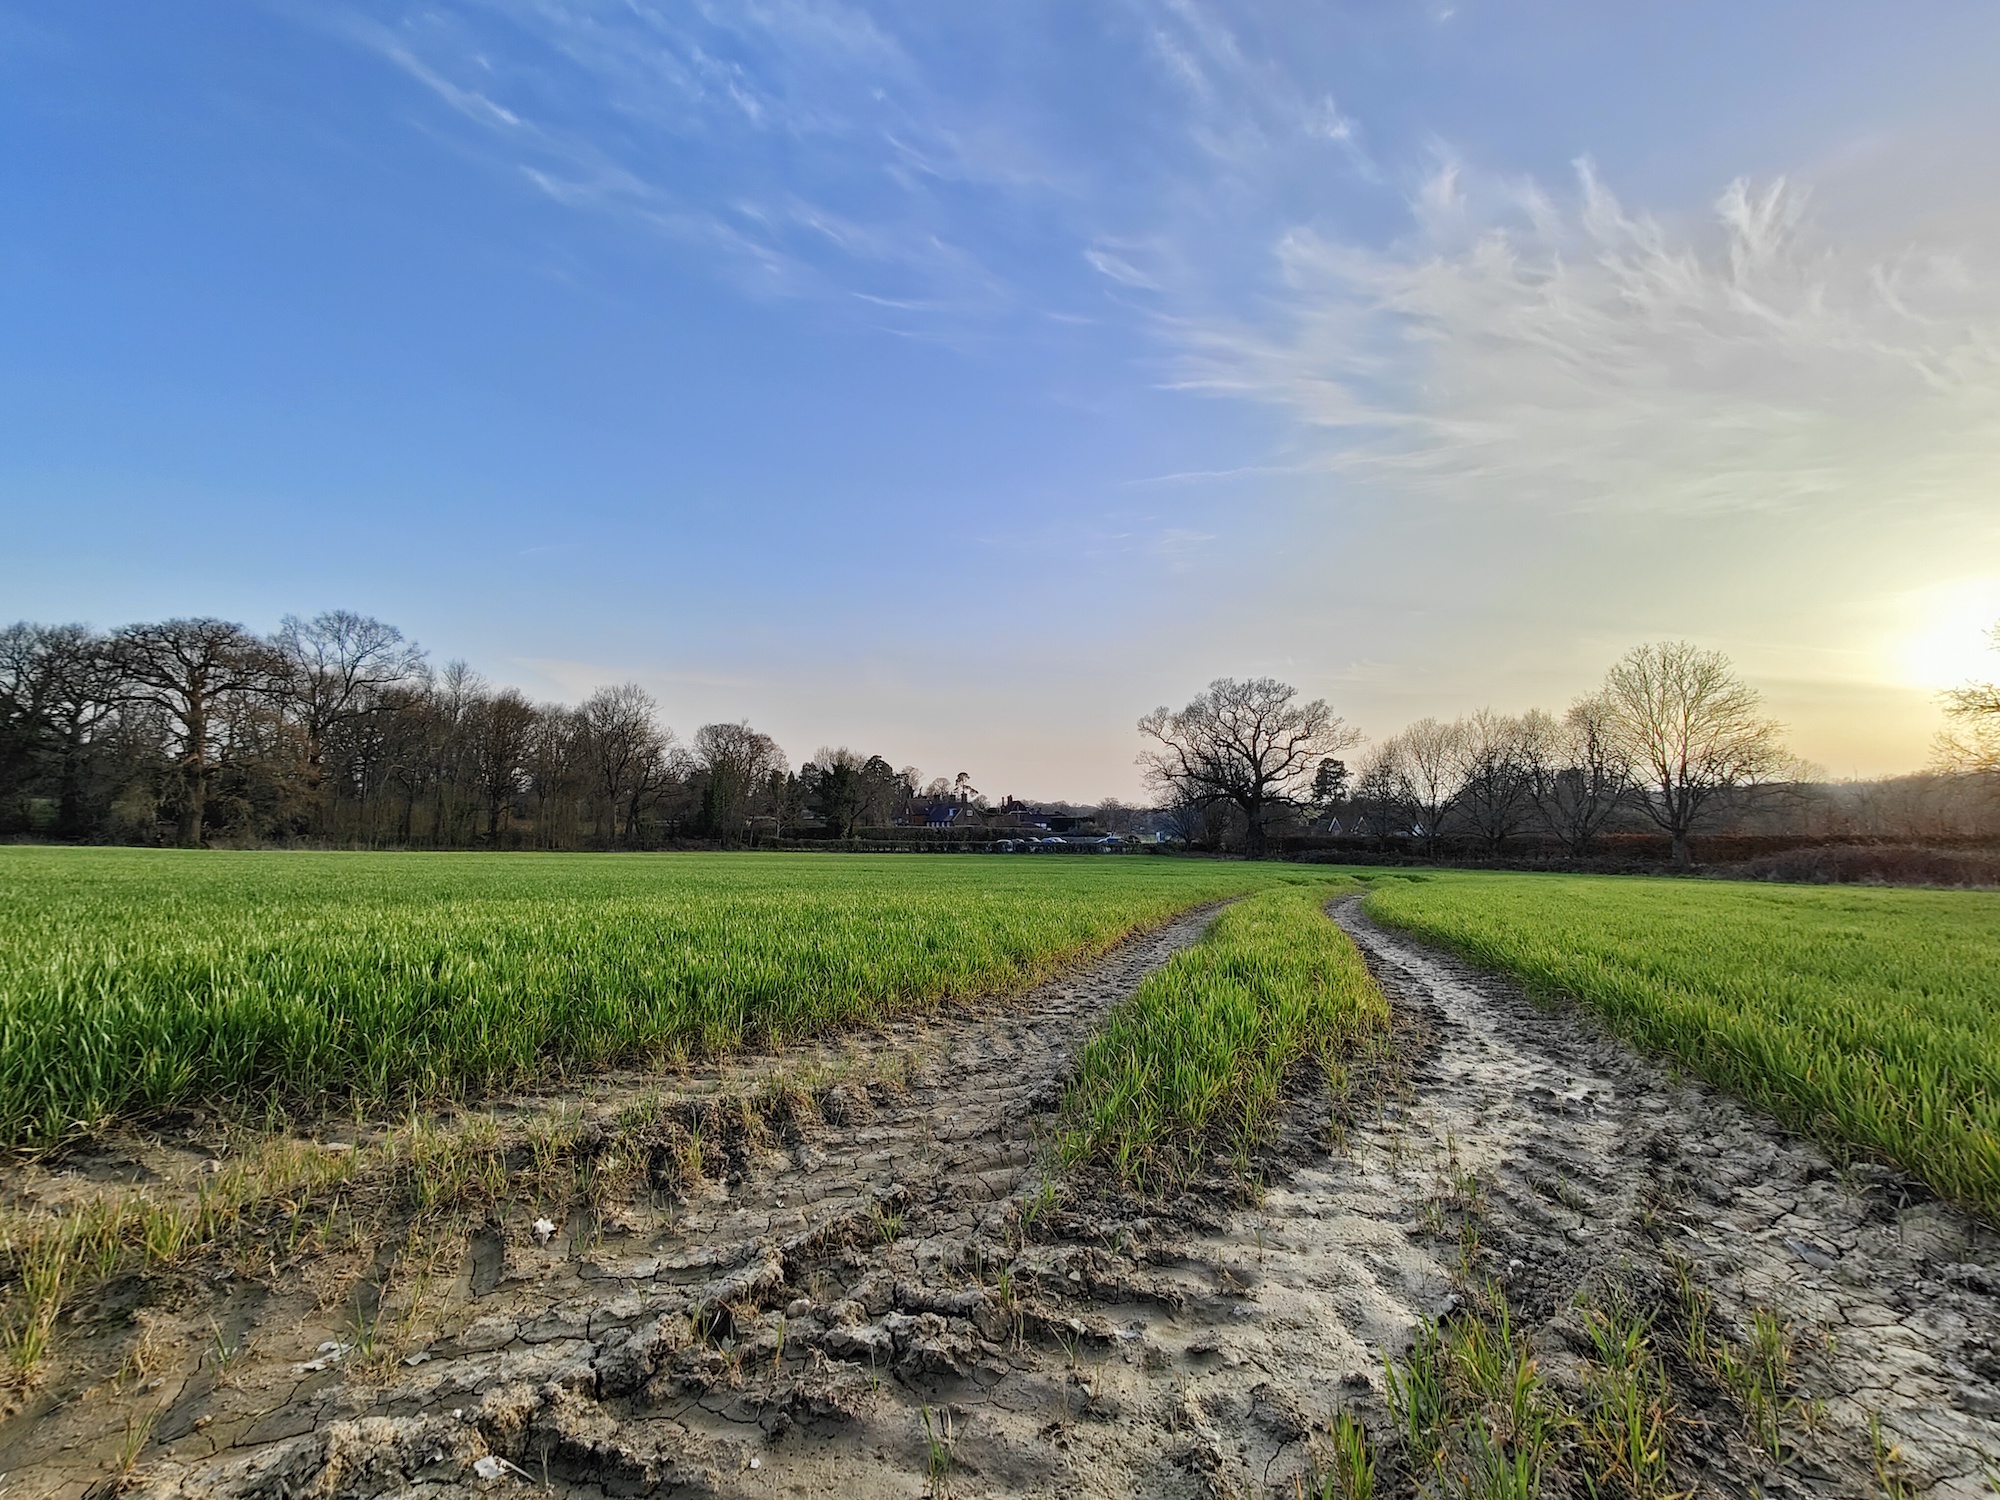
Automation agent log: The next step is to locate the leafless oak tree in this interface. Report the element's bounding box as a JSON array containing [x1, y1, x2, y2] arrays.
[[1601, 641, 1787, 866], [1139, 677, 1357, 858], [113, 618, 273, 845]]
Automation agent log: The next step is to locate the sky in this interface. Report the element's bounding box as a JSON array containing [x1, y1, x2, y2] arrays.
[[3, 1, 1999, 799]]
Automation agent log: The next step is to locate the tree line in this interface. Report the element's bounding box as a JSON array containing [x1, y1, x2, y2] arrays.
[[1142, 642, 1801, 865], [7, 611, 1994, 859], [0, 612, 962, 848]]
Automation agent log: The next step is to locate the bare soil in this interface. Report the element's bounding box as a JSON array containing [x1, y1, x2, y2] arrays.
[[2, 896, 1995, 1499]]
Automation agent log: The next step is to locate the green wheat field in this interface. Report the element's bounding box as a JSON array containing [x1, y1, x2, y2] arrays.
[[3, 848, 1994, 1222], [0, 847, 1317, 1145]]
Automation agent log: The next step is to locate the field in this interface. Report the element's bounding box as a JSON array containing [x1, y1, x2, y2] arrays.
[[4, 851, 1999, 1498], [0, 847, 1327, 1147], [1362, 869, 2000, 1218]]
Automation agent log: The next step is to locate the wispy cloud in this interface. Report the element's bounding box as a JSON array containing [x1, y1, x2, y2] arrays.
[[303, 0, 1044, 319], [1169, 159, 2000, 520]]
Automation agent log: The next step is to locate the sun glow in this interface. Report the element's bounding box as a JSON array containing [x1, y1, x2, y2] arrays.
[[1895, 578, 2000, 691]]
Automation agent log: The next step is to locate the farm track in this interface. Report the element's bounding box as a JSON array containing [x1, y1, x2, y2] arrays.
[[1335, 899, 2000, 1499], [7, 895, 1998, 1498]]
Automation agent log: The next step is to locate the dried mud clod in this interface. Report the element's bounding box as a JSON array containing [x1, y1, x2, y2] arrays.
[[4, 895, 1998, 1500]]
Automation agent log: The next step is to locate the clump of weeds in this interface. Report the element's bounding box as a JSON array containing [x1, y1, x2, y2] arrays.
[[1668, 1252, 1802, 1461], [922, 1404, 955, 1496], [1367, 1268, 1728, 1500]]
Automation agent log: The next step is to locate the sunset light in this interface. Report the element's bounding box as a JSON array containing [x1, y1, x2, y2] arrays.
[[1896, 578, 2000, 690]]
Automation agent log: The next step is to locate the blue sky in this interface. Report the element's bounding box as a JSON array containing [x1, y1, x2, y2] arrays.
[[4, 2, 1999, 796]]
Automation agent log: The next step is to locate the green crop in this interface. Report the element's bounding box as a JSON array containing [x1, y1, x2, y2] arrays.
[[1363, 871, 2000, 1219], [0, 848, 1324, 1146], [1058, 880, 1388, 1190]]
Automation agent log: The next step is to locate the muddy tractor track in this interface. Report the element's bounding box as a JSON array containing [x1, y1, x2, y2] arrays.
[[5, 896, 1997, 1499]]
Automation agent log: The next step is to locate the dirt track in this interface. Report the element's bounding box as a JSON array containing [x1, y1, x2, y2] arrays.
[[1334, 900, 2000, 1500], [6, 895, 1998, 1498]]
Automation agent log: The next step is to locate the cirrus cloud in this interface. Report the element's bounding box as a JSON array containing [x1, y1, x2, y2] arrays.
[[1166, 159, 2000, 523]]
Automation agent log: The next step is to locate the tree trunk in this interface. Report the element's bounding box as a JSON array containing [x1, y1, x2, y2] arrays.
[[1242, 797, 1268, 859], [1671, 830, 1692, 868], [56, 731, 88, 837], [178, 711, 207, 847]]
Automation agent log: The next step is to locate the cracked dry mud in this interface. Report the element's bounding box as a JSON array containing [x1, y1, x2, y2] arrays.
[[6, 894, 1998, 1499]]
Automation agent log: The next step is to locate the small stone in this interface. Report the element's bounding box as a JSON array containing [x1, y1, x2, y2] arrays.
[[785, 1298, 813, 1319], [533, 1218, 557, 1245], [748, 1457, 762, 1470], [404, 1350, 432, 1366], [474, 1454, 507, 1480]]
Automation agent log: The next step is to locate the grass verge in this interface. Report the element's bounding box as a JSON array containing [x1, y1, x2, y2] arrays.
[[1055, 879, 1388, 1191], [1361, 871, 2000, 1220]]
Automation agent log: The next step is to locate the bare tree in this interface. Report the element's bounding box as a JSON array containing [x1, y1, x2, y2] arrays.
[[1138, 677, 1357, 858], [1521, 694, 1633, 855], [1455, 709, 1536, 852], [694, 721, 786, 844], [524, 704, 585, 849], [418, 662, 488, 847], [1935, 621, 2000, 776], [113, 618, 274, 845], [471, 688, 538, 840], [1385, 717, 1469, 854], [581, 684, 672, 846], [1601, 641, 1788, 866], [274, 611, 425, 830], [1350, 750, 1405, 841], [1154, 792, 1217, 847]]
